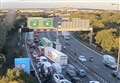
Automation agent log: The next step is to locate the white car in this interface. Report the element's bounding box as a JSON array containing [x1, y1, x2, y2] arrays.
[[89, 81, 100, 83], [103, 55, 117, 69], [53, 74, 71, 83], [32, 51, 38, 57], [79, 55, 87, 62], [60, 79, 72, 83]]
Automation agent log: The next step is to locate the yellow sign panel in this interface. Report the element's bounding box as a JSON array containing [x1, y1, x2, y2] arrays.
[[58, 18, 91, 31]]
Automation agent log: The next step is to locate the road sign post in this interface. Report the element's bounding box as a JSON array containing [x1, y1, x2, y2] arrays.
[[53, 16, 62, 51]]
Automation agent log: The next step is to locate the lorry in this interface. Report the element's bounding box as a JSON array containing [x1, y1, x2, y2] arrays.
[[27, 32, 34, 44], [39, 37, 53, 47], [103, 55, 117, 69], [44, 47, 68, 66], [53, 41, 62, 51]]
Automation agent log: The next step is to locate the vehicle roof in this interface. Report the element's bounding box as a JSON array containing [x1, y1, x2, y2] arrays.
[[40, 56, 47, 60], [89, 81, 100, 83], [103, 55, 115, 61]]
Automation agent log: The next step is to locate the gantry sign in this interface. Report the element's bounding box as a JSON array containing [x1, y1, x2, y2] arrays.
[[27, 17, 92, 32], [27, 17, 54, 29]]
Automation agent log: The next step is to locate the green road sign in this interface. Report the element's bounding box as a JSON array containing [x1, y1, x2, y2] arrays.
[[27, 17, 54, 29]]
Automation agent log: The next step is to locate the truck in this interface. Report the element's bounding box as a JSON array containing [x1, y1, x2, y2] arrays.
[[44, 47, 68, 66], [53, 41, 62, 51], [27, 32, 34, 44], [103, 55, 117, 69], [39, 37, 53, 47]]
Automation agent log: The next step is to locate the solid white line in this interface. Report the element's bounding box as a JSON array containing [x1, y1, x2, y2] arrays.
[[71, 36, 102, 56], [25, 33, 41, 83]]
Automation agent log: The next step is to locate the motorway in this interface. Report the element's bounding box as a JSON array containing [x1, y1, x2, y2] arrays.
[[40, 31, 120, 83], [40, 32, 97, 83]]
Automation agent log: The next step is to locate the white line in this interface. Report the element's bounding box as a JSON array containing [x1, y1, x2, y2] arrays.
[[25, 33, 41, 83], [71, 36, 102, 56]]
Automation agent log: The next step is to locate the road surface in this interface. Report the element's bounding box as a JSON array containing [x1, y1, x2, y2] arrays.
[[40, 31, 120, 83]]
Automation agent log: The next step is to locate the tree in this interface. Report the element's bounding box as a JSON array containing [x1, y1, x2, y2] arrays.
[[0, 23, 7, 50], [0, 68, 38, 83], [0, 10, 16, 51], [95, 29, 119, 52]]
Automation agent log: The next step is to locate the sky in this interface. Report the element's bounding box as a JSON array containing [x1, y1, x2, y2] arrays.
[[0, 0, 120, 10]]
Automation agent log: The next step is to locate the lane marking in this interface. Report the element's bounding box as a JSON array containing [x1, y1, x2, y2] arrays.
[[71, 36, 102, 56]]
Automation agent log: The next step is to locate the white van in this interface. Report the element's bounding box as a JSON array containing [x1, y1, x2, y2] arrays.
[[62, 32, 71, 40], [103, 55, 117, 69]]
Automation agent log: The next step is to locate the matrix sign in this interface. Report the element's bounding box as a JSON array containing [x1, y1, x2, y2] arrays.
[[27, 17, 54, 29]]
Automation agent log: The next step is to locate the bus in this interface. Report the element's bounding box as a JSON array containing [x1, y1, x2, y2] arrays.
[[39, 37, 53, 47]]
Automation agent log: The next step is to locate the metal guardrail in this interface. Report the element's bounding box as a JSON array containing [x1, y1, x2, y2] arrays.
[[25, 33, 41, 83]]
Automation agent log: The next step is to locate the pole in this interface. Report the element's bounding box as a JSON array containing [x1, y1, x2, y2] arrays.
[[116, 2, 120, 72], [56, 27, 59, 43], [89, 28, 93, 45], [116, 37, 120, 72]]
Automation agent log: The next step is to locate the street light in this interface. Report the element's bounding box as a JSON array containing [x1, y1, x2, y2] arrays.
[[116, 37, 120, 72], [56, 23, 62, 43], [113, 2, 120, 72], [18, 25, 24, 46], [89, 28, 93, 45]]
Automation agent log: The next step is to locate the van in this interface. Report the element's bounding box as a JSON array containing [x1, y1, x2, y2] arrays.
[[103, 55, 117, 69]]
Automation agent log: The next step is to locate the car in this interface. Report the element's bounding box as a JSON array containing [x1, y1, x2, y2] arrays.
[[79, 55, 87, 62], [103, 55, 117, 69], [53, 74, 64, 83], [64, 41, 70, 46], [112, 70, 120, 80], [53, 74, 71, 83], [66, 69, 77, 77], [32, 50, 38, 58], [78, 69, 87, 77], [39, 56, 48, 62], [60, 79, 72, 83], [89, 81, 100, 83], [52, 63, 62, 74], [62, 46, 66, 49], [65, 64, 76, 76], [64, 36, 71, 40], [65, 64, 80, 83]]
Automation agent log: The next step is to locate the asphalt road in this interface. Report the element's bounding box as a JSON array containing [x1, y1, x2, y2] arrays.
[[40, 32, 120, 83], [40, 32, 98, 83]]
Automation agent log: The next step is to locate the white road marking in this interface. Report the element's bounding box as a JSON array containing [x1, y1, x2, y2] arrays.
[[71, 36, 102, 56]]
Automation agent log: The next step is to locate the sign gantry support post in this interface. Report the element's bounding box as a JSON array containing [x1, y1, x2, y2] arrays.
[[89, 28, 93, 45], [116, 37, 120, 72]]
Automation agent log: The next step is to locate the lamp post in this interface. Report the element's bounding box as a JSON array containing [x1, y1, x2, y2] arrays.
[[56, 23, 61, 43], [116, 37, 120, 72], [89, 28, 93, 45], [112, 2, 120, 72], [18, 25, 24, 46], [53, 15, 62, 51]]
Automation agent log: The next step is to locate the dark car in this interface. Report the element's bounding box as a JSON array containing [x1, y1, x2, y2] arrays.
[[65, 64, 80, 83], [66, 69, 77, 77], [112, 70, 120, 80], [78, 69, 87, 77]]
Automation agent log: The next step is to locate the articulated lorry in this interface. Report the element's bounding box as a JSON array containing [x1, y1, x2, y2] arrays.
[[44, 47, 68, 66]]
